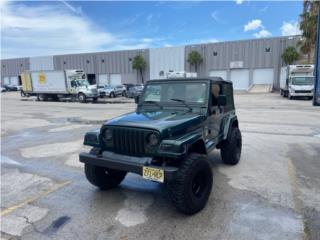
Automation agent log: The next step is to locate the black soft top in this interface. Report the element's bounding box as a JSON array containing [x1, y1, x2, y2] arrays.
[[148, 77, 232, 85]]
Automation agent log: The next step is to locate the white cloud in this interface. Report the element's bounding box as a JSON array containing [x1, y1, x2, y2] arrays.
[[280, 21, 302, 36], [235, 0, 244, 5], [253, 30, 272, 38], [244, 19, 263, 32], [60, 1, 82, 15], [0, 1, 167, 58], [211, 11, 220, 22], [147, 14, 153, 27], [260, 6, 269, 12], [188, 38, 219, 45]]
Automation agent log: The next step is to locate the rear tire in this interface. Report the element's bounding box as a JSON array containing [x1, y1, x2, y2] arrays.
[[168, 153, 213, 215], [221, 127, 242, 165]]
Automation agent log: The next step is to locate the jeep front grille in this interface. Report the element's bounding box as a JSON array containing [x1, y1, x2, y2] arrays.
[[112, 128, 146, 155]]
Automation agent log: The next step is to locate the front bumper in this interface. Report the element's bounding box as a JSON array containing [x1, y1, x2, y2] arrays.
[[85, 93, 98, 98], [290, 91, 313, 97], [79, 151, 178, 181]]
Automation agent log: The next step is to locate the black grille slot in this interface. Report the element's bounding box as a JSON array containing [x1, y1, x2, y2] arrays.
[[112, 128, 146, 155], [295, 90, 311, 93]]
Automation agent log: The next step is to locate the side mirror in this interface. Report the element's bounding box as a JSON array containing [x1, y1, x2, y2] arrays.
[[134, 95, 140, 104], [217, 95, 227, 106]]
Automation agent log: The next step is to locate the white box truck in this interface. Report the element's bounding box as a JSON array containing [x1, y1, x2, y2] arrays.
[[21, 69, 98, 103], [280, 65, 314, 100], [166, 71, 197, 79]]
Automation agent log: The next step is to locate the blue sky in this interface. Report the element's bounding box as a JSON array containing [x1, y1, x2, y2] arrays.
[[1, 1, 303, 59]]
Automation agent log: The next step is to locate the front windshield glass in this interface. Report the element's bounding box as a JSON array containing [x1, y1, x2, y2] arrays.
[[76, 79, 89, 87], [142, 82, 208, 104], [291, 77, 314, 85]]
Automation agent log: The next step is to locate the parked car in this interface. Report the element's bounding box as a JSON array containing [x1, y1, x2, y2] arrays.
[[97, 84, 110, 97], [123, 83, 135, 91], [113, 85, 127, 96], [4, 84, 18, 91], [126, 84, 144, 98], [98, 86, 117, 98]]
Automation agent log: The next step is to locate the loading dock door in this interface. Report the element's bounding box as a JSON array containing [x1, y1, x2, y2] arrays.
[[209, 70, 227, 80], [4, 77, 10, 85], [98, 74, 109, 85], [10, 76, 19, 86], [253, 68, 274, 85], [110, 74, 122, 86], [230, 69, 249, 90]]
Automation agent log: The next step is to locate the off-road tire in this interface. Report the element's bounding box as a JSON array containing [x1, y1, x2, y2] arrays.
[[84, 148, 126, 190], [78, 93, 86, 103], [168, 153, 213, 215], [221, 127, 242, 165]]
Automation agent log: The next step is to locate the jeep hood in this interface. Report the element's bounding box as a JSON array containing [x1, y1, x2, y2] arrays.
[[104, 110, 205, 136]]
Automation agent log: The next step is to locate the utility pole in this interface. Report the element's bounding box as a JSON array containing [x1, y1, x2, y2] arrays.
[[313, 3, 320, 106]]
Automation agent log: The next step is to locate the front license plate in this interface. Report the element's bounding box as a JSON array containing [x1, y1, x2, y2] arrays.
[[143, 167, 164, 183]]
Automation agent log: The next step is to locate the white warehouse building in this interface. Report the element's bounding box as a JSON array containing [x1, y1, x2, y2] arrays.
[[1, 35, 300, 90]]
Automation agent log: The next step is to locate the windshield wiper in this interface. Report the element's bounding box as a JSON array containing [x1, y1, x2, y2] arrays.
[[143, 100, 163, 109], [170, 98, 192, 111]]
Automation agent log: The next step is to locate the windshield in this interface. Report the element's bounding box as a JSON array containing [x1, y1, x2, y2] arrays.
[[291, 77, 314, 86], [142, 82, 208, 105], [75, 79, 89, 87]]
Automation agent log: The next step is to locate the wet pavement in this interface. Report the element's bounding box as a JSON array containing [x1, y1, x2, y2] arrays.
[[1, 92, 320, 240]]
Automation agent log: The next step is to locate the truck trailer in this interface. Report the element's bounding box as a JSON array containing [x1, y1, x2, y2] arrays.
[[21, 69, 98, 103], [280, 65, 315, 100]]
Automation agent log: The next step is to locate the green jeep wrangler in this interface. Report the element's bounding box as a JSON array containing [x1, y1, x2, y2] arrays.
[[79, 77, 242, 215]]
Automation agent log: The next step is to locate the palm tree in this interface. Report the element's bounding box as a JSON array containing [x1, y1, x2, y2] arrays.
[[281, 47, 300, 65], [299, 0, 319, 63], [132, 55, 146, 83], [187, 51, 203, 73]]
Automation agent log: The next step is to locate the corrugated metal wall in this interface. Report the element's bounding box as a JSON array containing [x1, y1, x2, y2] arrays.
[[95, 49, 150, 83], [30, 56, 54, 71], [1, 58, 29, 77], [185, 36, 300, 89], [149, 46, 185, 80], [53, 53, 96, 74]]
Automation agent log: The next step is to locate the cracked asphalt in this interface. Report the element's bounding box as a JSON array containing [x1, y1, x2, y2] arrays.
[[1, 92, 320, 240]]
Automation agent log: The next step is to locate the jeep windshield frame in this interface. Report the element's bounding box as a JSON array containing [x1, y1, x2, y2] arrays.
[[139, 80, 210, 112]]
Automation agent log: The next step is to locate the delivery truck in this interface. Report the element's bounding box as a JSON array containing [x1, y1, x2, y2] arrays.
[[21, 69, 98, 103], [280, 65, 314, 100]]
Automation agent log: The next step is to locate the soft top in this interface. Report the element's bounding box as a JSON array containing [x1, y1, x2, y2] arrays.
[[148, 77, 232, 85]]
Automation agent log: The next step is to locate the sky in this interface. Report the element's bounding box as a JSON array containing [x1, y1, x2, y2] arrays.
[[0, 0, 303, 59]]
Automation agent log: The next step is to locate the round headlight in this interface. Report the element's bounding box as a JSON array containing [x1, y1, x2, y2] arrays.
[[148, 133, 159, 146], [104, 129, 112, 141]]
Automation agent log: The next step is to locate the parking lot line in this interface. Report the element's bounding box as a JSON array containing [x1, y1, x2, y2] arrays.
[[0, 181, 71, 217]]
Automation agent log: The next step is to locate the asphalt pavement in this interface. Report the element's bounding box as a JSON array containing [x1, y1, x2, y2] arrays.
[[1, 92, 320, 240]]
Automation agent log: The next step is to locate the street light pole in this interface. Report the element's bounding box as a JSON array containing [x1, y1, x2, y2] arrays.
[[313, 3, 320, 106]]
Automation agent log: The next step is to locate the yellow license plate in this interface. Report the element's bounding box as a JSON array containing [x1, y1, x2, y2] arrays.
[[142, 167, 164, 183]]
